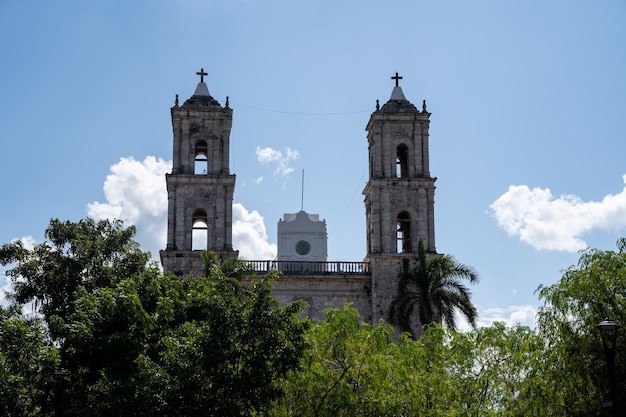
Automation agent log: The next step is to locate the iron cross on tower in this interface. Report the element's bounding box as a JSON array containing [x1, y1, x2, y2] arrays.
[[196, 68, 208, 83], [391, 72, 403, 87]]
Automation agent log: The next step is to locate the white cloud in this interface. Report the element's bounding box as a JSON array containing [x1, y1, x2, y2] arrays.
[[456, 305, 539, 331], [490, 174, 626, 252], [232, 203, 277, 259], [256, 146, 300, 176], [87, 156, 171, 259], [2, 158, 277, 307], [12, 236, 36, 250], [477, 305, 538, 328], [87, 155, 277, 263]]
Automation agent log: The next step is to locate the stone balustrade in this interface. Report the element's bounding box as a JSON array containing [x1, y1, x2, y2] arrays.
[[244, 260, 370, 275]]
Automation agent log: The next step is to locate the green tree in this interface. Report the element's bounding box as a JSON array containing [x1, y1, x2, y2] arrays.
[[448, 322, 555, 416], [535, 238, 626, 416], [388, 238, 479, 338], [202, 250, 254, 279], [271, 306, 577, 417], [271, 305, 468, 417], [0, 305, 60, 417], [1, 218, 309, 416], [0, 218, 151, 339], [59, 268, 309, 417]]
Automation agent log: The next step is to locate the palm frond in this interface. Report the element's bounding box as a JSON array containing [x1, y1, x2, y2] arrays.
[[389, 237, 480, 337]]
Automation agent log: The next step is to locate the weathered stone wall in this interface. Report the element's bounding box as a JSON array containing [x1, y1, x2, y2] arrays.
[[171, 106, 232, 176], [262, 255, 409, 326], [270, 273, 373, 322], [165, 174, 235, 252], [365, 254, 406, 323]]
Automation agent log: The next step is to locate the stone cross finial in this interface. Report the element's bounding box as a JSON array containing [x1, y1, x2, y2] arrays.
[[391, 72, 403, 87], [196, 68, 208, 83]]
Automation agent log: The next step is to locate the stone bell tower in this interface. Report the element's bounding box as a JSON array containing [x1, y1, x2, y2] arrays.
[[364, 73, 437, 321], [160, 69, 237, 276]]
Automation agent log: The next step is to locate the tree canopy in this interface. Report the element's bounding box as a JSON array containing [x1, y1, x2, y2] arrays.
[[0, 218, 151, 340], [0, 305, 60, 417], [535, 238, 626, 416], [2, 218, 626, 416], [0, 218, 309, 417], [58, 268, 308, 417], [271, 306, 551, 416]]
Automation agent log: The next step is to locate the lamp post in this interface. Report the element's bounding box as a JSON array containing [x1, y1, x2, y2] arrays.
[[53, 368, 69, 417], [597, 318, 621, 416]]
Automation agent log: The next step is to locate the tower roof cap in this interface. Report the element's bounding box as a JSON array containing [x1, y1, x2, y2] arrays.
[[193, 82, 210, 96], [182, 82, 222, 108], [389, 86, 407, 101], [380, 87, 418, 113], [379, 72, 419, 113], [181, 69, 223, 109]]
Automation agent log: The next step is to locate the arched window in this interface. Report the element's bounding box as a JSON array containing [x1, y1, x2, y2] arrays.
[[396, 211, 412, 253], [396, 144, 409, 178], [192, 209, 208, 250], [194, 140, 208, 174]]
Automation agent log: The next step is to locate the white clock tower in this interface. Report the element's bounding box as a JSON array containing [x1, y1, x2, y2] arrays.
[[277, 210, 328, 262]]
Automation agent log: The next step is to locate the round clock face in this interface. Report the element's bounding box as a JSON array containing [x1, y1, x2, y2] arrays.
[[295, 240, 311, 256]]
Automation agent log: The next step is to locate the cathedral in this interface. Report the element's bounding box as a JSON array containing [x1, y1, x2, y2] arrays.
[[160, 70, 437, 324]]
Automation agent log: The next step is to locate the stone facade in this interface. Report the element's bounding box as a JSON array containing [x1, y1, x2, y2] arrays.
[[161, 72, 436, 325]]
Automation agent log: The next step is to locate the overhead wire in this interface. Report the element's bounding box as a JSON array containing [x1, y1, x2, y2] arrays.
[[328, 165, 368, 239], [232, 103, 371, 116], [229, 101, 370, 239]]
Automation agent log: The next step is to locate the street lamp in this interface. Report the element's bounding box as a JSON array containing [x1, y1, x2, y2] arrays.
[[53, 368, 69, 417], [597, 318, 621, 416]]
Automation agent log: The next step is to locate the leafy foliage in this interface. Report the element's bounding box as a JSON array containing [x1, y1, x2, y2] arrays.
[[271, 305, 428, 417], [0, 218, 151, 339], [535, 238, 626, 416], [275, 238, 626, 416], [202, 250, 254, 279], [273, 306, 551, 416], [3, 217, 626, 416], [0, 305, 60, 417], [0, 218, 309, 416], [60, 269, 309, 417], [448, 322, 554, 416]]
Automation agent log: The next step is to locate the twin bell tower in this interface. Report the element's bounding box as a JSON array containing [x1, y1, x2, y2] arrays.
[[160, 70, 436, 323]]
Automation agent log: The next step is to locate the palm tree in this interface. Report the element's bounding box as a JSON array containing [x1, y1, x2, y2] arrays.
[[388, 238, 479, 339]]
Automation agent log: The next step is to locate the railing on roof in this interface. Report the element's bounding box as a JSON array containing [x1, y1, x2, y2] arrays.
[[244, 260, 370, 275]]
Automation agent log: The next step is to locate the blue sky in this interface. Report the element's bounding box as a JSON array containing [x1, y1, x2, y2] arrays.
[[1, 1, 625, 328]]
